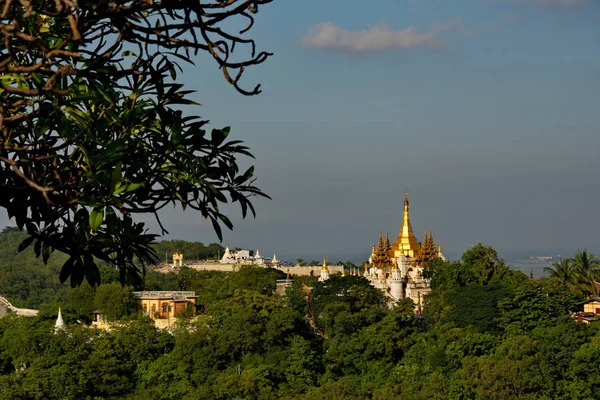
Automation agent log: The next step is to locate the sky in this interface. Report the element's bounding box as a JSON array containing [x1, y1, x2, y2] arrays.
[[2, 0, 600, 263]]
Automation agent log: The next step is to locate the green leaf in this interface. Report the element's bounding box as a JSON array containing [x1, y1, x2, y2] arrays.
[[96, 86, 115, 103], [210, 217, 223, 242], [211, 127, 230, 146], [70, 257, 85, 288], [34, 239, 42, 258], [243, 166, 255, 180], [84, 254, 101, 286], [111, 163, 122, 192], [18, 236, 35, 253], [114, 182, 145, 195], [89, 208, 104, 231], [60, 257, 76, 284], [42, 243, 51, 264]]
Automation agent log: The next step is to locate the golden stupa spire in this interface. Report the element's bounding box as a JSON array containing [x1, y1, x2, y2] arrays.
[[393, 188, 420, 258], [384, 232, 390, 252], [364, 262, 369, 275], [322, 257, 328, 271]]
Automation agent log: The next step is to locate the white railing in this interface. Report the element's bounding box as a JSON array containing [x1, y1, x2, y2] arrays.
[[133, 291, 196, 299]]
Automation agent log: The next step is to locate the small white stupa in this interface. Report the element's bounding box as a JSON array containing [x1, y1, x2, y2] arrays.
[[220, 244, 236, 264], [54, 307, 65, 333], [318, 257, 330, 282], [254, 249, 265, 265], [272, 253, 279, 264]]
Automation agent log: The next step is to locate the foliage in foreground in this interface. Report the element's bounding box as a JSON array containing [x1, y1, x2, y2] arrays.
[[0, 0, 274, 288]]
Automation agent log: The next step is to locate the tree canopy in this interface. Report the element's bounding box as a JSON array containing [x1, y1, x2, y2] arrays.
[[0, 0, 274, 287]]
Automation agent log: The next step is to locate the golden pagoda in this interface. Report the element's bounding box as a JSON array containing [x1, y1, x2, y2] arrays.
[[365, 190, 445, 309], [392, 190, 421, 258]]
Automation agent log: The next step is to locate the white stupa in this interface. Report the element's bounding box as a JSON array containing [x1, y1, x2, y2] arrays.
[[54, 307, 65, 333], [254, 249, 265, 265]]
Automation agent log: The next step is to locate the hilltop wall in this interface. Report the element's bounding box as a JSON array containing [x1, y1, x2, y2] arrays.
[[187, 263, 241, 272], [0, 296, 39, 317], [155, 262, 346, 277], [275, 265, 345, 276]]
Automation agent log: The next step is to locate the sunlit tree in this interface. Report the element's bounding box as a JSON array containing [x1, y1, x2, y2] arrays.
[[544, 258, 578, 290]]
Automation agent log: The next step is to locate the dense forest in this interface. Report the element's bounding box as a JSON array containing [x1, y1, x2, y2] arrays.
[[0, 227, 599, 399]]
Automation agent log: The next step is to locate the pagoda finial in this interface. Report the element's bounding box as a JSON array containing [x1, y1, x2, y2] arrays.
[[322, 256, 328, 271], [394, 187, 420, 258]]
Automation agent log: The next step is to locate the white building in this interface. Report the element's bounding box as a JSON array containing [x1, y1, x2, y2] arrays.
[[219, 245, 276, 266]]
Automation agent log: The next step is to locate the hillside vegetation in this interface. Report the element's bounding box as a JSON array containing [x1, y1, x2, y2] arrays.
[[0, 227, 598, 399], [0, 227, 223, 311]]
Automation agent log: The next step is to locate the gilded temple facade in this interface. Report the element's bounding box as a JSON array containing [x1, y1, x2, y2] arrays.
[[364, 192, 445, 308]]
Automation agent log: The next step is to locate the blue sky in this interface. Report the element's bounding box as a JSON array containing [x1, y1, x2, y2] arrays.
[[2, 0, 599, 262]]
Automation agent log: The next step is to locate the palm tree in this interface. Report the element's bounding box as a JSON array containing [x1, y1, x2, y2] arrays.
[[544, 257, 578, 289], [571, 249, 600, 296]]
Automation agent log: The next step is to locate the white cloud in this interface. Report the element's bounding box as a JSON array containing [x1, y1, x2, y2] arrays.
[[301, 17, 466, 54]]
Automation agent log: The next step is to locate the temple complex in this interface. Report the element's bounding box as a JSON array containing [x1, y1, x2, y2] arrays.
[[363, 191, 445, 307], [159, 192, 444, 310]]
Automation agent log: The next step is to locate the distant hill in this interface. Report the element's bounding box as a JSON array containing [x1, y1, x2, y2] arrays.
[[151, 240, 224, 264], [0, 227, 68, 309], [0, 227, 224, 308]]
